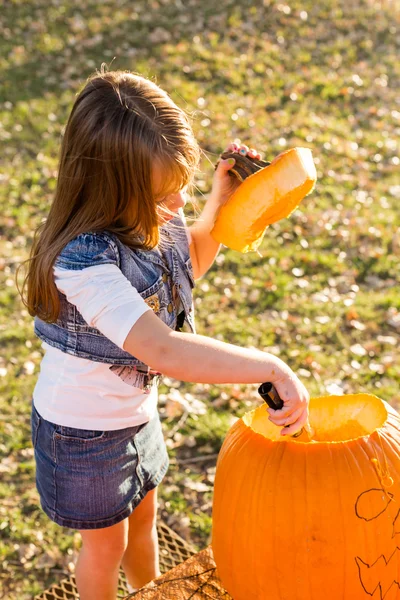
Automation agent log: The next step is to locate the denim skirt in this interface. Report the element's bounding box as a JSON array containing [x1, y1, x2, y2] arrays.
[[31, 401, 169, 530]]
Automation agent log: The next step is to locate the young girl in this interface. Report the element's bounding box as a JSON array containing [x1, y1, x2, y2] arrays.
[[21, 70, 309, 600]]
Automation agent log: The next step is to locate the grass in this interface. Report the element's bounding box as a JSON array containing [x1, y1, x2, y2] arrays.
[[0, 0, 399, 597]]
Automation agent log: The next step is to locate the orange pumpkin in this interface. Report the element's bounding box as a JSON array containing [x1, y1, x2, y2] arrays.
[[212, 394, 400, 600], [211, 147, 317, 253]]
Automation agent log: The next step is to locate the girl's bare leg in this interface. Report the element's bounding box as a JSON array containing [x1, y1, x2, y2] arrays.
[[121, 487, 160, 590], [75, 518, 129, 600]]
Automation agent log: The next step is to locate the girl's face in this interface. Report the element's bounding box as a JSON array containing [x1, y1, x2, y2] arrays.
[[156, 188, 188, 223]]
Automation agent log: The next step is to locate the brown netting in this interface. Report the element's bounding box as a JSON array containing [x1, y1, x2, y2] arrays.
[[131, 548, 231, 600], [34, 520, 197, 600]]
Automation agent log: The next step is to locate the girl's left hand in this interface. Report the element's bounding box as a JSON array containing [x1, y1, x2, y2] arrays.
[[209, 141, 261, 208]]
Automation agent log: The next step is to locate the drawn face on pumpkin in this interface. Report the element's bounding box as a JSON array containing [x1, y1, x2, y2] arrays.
[[355, 488, 400, 600]]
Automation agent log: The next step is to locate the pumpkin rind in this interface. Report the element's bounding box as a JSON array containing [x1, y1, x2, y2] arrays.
[[211, 147, 317, 253], [212, 394, 400, 599]]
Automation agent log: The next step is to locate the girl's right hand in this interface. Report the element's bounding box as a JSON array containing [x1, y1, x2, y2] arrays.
[[267, 370, 310, 436]]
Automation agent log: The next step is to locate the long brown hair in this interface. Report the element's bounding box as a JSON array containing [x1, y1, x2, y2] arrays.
[[18, 69, 200, 322]]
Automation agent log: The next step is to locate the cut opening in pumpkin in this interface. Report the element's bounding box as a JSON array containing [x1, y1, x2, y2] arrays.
[[243, 393, 387, 443]]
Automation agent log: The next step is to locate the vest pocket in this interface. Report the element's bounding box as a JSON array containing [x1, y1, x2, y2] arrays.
[[140, 277, 164, 315], [140, 275, 176, 328]]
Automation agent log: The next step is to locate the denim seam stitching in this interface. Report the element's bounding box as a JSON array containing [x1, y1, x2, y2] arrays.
[[132, 435, 145, 488], [52, 429, 59, 516], [43, 495, 143, 530]]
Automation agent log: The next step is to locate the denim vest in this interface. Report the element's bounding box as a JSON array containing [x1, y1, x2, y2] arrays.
[[34, 215, 195, 384]]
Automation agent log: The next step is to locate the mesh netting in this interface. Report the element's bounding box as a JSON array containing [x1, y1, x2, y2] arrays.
[[34, 520, 197, 600], [132, 547, 231, 600]]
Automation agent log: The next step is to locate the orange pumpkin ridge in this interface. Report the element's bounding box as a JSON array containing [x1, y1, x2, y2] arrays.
[[212, 394, 400, 600]]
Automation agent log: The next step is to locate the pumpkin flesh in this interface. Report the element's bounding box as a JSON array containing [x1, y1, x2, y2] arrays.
[[211, 147, 317, 253]]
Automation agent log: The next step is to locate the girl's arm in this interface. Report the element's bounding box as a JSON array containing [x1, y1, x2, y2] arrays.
[[189, 157, 239, 279], [188, 196, 222, 280], [124, 310, 309, 436]]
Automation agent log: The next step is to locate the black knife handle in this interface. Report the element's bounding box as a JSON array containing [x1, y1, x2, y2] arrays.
[[258, 382, 304, 438], [258, 382, 284, 410]]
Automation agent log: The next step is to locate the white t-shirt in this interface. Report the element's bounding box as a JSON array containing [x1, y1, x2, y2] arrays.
[[33, 263, 157, 431]]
